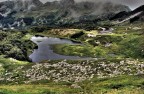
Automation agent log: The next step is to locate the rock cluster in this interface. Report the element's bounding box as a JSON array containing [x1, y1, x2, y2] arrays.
[[1, 59, 144, 83]]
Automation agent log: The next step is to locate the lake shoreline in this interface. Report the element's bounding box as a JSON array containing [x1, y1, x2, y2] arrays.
[[30, 36, 93, 62]]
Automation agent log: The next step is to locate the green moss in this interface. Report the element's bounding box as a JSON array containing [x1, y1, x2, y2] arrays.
[[79, 75, 144, 94], [0, 31, 36, 61], [0, 75, 143, 94], [117, 35, 144, 58], [52, 44, 108, 58]]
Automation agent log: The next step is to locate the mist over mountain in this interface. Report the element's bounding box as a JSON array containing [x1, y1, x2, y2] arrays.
[[0, 0, 143, 10], [39, 0, 144, 10], [0, 0, 131, 29]]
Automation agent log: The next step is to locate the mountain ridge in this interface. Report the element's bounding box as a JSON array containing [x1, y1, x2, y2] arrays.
[[110, 4, 144, 23], [0, 0, 130, 29]]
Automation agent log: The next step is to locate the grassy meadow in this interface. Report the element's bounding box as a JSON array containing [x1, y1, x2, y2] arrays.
[[0, 23, 143, 94]]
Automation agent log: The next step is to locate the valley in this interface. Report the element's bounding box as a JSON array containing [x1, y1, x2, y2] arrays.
[[0, 0, 143, 94], [0, 22, 143, 94]]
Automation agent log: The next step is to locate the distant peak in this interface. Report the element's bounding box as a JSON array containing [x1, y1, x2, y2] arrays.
[[60, 0, 75, 7], [133, 5, 144, 11]]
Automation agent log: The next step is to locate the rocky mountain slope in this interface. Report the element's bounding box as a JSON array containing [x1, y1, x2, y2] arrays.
[[0, 0, 130, 29], [110, 5, 144, 23]]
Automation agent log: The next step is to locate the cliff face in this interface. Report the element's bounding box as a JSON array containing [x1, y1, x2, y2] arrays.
[[0, 0, 130, 29]]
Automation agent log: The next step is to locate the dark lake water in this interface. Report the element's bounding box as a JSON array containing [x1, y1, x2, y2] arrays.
[[29, 36, 91, 62]]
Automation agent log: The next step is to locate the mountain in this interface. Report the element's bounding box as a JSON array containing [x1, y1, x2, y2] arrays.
[[60, 0, 75, 8], [0, 0, 130, 29], [110, 5, 144, 23], [0, 0, 42, 14], [110, 11, 128, 21]]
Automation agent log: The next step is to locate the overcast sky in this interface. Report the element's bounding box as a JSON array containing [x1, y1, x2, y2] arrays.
[[41, 0, 144, 9], [0, 0, 144, 10]]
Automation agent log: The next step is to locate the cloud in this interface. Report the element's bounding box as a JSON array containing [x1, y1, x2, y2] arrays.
[[40, 0, 144, 10], [0, 0, 144, 10]]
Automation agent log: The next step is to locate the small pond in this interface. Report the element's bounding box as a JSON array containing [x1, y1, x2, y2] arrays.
[[29, 36, 91, 62]]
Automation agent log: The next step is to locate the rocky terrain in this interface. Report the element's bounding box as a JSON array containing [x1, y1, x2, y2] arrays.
[[0, 59, 143, 84]]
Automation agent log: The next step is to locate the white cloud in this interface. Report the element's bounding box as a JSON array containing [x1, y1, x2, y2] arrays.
[[0, 0, 144, 10], [41, 0, 144, 9]]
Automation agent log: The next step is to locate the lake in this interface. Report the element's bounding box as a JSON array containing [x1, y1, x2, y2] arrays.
[[29, 36, 91, 62]]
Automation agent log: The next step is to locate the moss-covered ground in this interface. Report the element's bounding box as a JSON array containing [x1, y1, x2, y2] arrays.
[[0, 75, 143, 94], [50, 23, 144, 60]]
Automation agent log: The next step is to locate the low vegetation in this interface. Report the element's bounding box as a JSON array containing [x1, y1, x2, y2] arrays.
[[0, 23, 144, 93], [0, 75, 143, 94], [0, 30, 36, 61]]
